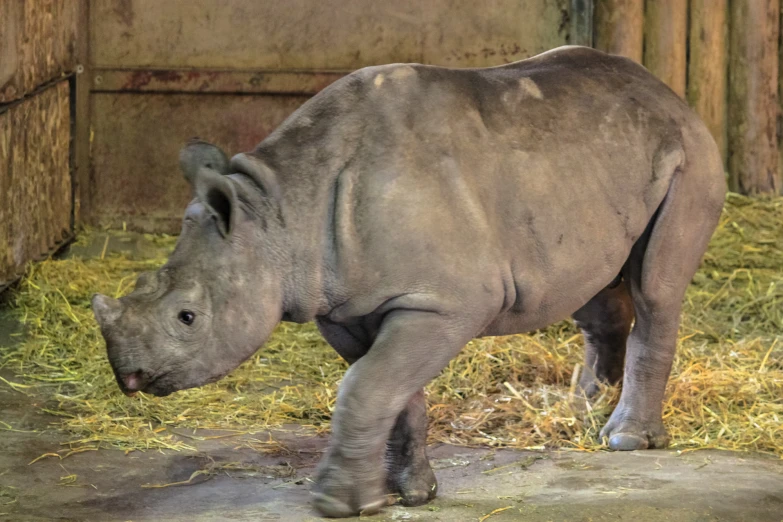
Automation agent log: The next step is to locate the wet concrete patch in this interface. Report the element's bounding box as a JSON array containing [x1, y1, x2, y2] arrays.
[[549, 472, 671, 491]]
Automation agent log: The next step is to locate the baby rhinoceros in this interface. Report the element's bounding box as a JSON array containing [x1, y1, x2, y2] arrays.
[[92, 46, 725, 517]]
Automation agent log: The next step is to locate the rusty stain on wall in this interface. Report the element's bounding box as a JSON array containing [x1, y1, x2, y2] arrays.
[[93, 69, 346, 94]]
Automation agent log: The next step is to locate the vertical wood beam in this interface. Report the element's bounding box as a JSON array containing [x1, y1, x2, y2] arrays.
[[728, 0, 781, 194], [644, 0, 688, 97], [688, 0, 729, 165], [594, 0, 644, 63]]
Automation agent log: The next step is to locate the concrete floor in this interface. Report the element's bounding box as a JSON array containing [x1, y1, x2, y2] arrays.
[[2, 388, 782, 522], [1, 233, 782, 521]]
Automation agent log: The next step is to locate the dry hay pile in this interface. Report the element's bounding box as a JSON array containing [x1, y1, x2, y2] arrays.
[[1, 193, 781, 455]]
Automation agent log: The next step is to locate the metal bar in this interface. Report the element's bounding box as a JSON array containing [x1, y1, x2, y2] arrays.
[[90, 68, 348, 95], [570, 0, 595, 47], [74, 0, 91, 225]]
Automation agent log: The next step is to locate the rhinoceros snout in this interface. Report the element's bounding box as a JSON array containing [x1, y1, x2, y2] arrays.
[[112, 367, 146, 397], [119, 370, 144, 395]]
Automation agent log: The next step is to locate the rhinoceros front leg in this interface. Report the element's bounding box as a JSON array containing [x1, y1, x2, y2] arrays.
[[314, 318, 437, 507], [312, 310, 475, 518]]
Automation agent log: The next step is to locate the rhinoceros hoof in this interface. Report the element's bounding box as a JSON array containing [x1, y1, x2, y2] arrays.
[[600, 419, 669, 451], [577, 380, 601, 400], [399, 486, 437, 507], [312, 448, 388, 518], [392, 472, 438, 507], [387, 451, 438, 506], [607, 432, 649, 451]]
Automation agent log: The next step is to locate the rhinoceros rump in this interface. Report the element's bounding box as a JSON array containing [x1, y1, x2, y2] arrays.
[[92, 46, 726, 517]]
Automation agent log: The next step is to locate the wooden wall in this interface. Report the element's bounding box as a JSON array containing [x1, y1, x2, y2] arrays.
[[595, 0, 782, 195], [81, 0, 570, 233], [2, 1, 782, 284], [0, 82, 72, 286], [0, 1, 79, 289], [80, 0, 782, 232], [0, 0, 78, 103]]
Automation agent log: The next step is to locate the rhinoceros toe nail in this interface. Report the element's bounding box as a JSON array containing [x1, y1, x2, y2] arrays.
[[311, 492, 354, 518], [608, 432, 649, 451], [358, 498, 386, 516], [399, 490, 433, 507]]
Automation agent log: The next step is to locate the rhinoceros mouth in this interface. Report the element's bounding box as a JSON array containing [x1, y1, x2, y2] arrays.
[[143, 384, 176, 397], [137, 372, 178, 397], [112, 367, 177, 397]]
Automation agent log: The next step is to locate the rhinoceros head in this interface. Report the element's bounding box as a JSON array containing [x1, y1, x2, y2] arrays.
[[92, 140, 284, 397]]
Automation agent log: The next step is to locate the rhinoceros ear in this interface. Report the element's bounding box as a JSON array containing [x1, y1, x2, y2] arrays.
[[179, 138, 230, 185], [193, 167, 238, 237], [229, 152, 281, 202]]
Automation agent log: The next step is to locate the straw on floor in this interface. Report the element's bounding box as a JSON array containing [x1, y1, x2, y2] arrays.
[[1, 193, 781, 455]]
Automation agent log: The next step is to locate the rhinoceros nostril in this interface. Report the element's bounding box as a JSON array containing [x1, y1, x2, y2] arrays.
[[121, 370, 144, 393]]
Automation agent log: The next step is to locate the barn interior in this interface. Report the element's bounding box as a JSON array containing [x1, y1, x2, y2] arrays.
[[1, 1, 782, 521]]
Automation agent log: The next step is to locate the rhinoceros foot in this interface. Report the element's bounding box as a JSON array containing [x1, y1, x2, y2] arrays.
[[388, 458, 438, 507], [600, 412, 669, 451], [311, 447, 388, 518]]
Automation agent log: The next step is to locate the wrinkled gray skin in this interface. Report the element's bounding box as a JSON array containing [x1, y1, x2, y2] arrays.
[[92, 46, 726, 517]]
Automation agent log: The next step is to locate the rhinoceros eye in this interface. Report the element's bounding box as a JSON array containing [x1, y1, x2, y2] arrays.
[[178, 310, 195, 326]]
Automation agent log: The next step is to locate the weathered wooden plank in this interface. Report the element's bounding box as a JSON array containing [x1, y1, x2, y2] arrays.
[[0, 0, 79, 102], [593, 0, 643, 63], [0, 81, 72, 287], [779, 3, 783, 191], [688, 0, 728, 164], [89, 93, 310, 233], [89, 0, 568, 70], [644, 0, 687, 97], [729, 0, 781, 195]]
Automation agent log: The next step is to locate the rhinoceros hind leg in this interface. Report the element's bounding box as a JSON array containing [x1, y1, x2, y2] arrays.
[[386, 389, 438, 506], [600, 144, 725, 451], [572, 280, 634, 398]]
